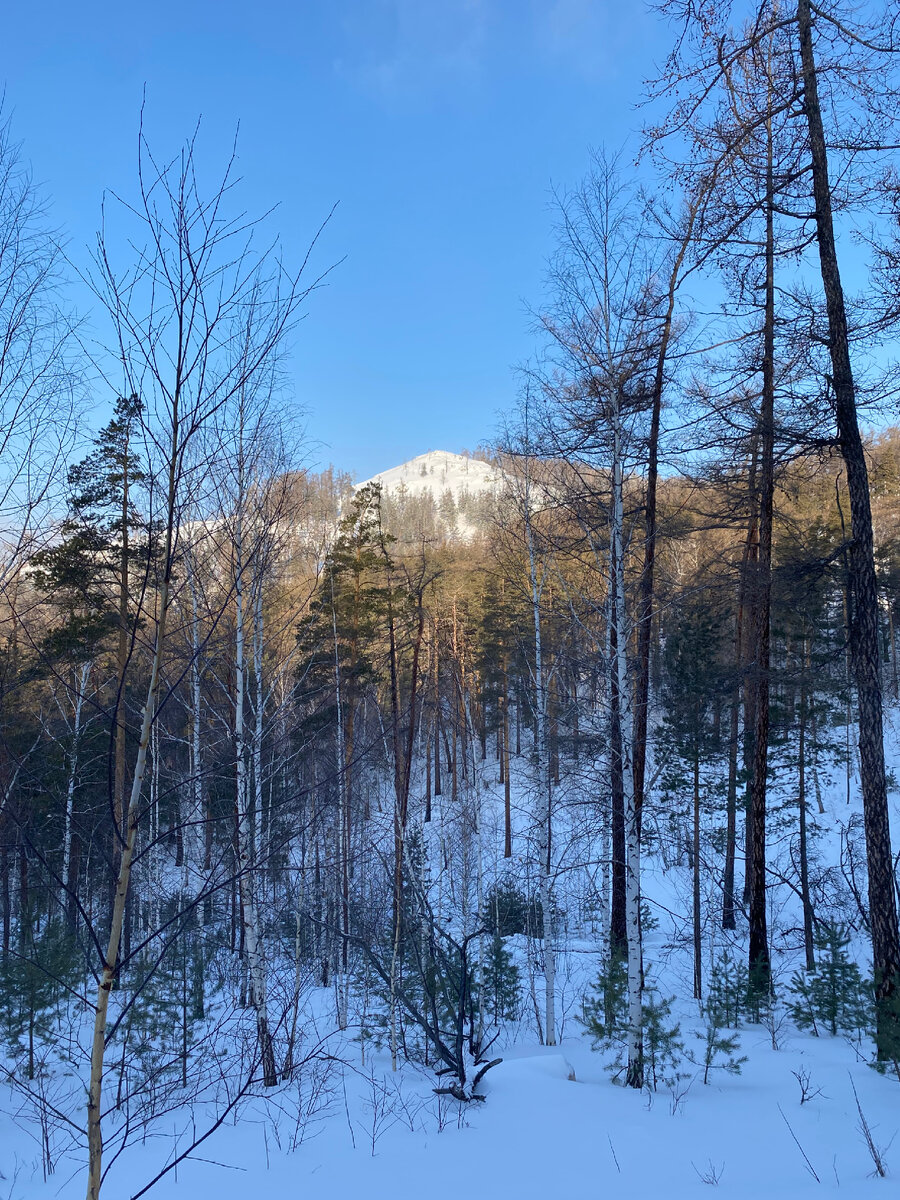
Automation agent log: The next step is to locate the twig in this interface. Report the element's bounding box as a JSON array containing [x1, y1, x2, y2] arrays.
[[777, 1103, 821, 1183], [850, 1075, 889, 1178], [607, 1134, 621, 1174]]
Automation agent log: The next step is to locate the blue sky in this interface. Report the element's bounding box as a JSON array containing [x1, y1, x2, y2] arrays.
[[4, 1, 670, 479]]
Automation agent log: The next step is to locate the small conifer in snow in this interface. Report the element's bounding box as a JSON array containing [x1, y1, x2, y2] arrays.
[[788, 923, 872, 1037]]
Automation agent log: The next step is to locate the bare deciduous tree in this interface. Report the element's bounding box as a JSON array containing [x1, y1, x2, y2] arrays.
[[83, 122, 325, 1200]]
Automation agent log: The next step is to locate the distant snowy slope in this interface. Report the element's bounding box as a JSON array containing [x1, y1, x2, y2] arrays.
[[356, 450, 500, 499], [354, 450, 502, 538]]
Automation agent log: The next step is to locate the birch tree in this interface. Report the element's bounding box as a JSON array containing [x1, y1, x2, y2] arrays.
[[82, 125, 318, 1199], [532, 154, 674, 1085], [209, 348, 309, 1085], [498, 404, 559, 1048]]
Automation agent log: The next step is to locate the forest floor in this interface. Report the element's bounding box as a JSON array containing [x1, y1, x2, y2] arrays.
[[3, 715, 900, 1199], [3, 1021, 895, 1199]]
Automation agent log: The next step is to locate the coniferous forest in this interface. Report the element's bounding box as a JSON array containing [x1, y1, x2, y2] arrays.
[[3, 3, 900, 1198]]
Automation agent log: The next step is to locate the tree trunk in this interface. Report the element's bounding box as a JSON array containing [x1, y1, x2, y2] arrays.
[[797, 0, 900, 1056], [748, 95, 775, 997], [187, 553, 205, 901], [234, 504, 277, 1089], [330, 569, 351, 983], [722, 675, 740, 931], [609, 619, 628, 959], [693, 747, 702, 1001], [526, 515, 555, 1046], [799, 643, 815, 972], [503, 685, 512, 859], [610, 410, 643, 1089], [62, 664, 89, 914], [86, 498, 174, 1200], [633, 193, 699, 837]]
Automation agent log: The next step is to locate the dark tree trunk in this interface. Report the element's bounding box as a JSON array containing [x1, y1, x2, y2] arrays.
[[799, 646, 815, 972], [434, 714, 442, 797], [425, 724, 432, 823], [748, 109, 775, 998], [1, 841, 9, 958], [503, 690, 512, 859], [741, 500, 760, 909], [797, 0, 900, 1056], [633, 202, 696, 840]]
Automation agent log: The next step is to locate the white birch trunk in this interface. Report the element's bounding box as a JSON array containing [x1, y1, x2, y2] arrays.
[[526, 514, 556, 1046], [187, 555, 205, 900], [234, 497, 277, 1086], [611, 408, 642, 1088]]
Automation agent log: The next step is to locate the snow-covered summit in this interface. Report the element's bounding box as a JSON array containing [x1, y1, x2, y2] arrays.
[[355, 450, 500, 499], [354, 451, 501, 539]]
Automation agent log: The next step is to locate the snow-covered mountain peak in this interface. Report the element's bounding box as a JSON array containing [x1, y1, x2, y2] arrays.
[[355, 450, 499, 499], [353, 451, 501, 539]]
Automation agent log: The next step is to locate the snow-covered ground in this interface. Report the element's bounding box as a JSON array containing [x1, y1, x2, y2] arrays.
[[2, 699, 899, 1200], [4, 1020, 893, 1199]]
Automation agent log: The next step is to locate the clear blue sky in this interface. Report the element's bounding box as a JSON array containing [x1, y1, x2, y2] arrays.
[[4, 1, 670, 480]]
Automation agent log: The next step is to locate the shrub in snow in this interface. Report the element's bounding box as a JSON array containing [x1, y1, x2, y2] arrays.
[[690, 1013, 747, 1085], [582, 959, 685, 1092], [787, 923, 871, 1038], [581, 953, 628, 1043], [481, 932, 522, 1021], [0, 915, 81, 1080], [746, 960, 777, 1025], [482, 880, 543, 939], [639, 990, 686, 1092], [116, 937, 209, 1098], [706, 950, 750, 1028], [870, 988, 900, 1081], [352, 901, 503, 1100], [640, 900, 659, 933]]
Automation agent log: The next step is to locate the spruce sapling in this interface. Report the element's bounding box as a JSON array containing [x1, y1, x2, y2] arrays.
[[788, 923, 871, 1038]]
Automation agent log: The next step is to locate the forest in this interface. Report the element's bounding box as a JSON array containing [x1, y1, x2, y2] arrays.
[[2, 1, 900, 1198]]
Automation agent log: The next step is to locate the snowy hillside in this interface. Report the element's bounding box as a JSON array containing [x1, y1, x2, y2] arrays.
[[356, 450, 501, 499], [354, 450, 502, 539]]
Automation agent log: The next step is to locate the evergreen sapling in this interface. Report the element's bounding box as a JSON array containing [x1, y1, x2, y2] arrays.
[[788, 923, 871, 1038]]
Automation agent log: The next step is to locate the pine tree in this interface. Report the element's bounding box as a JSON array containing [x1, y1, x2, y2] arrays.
[[660, 597, 726, 1000], [31, 393, 149, 664], [693, 1010, 747, 1086], [788, 924, 872, 1038], [638, 989, 685, 1094], [582, 954, 628, 1044], [707, 951, 750, 1029], [0, 914, 80, 1080], [482, 933, 521, 1022]]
